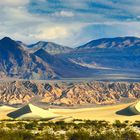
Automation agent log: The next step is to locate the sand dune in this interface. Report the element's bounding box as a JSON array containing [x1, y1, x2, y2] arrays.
[[0, 105, 16, 111], [116, 101, 140, 116], [134, 101, 140, 113], [0, 105, 17, 120], [0, 102, 139, 121], [129, 101, 140, 115], [8, 104, 60, 120], [50, 102, 140, 122]]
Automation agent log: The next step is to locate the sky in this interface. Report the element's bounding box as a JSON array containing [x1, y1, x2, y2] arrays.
[[0, 0, 140, 47]]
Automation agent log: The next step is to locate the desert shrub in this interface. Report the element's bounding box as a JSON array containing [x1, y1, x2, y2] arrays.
[[113, 120, 127, 128], [121, 129, 140, 140], [67, 130, 91, 140], [85, 120, 109, 129], [0, 129, 34, 140], [91, 129, 140, 140], [14, 130, 34, 140], [91, 131, 121, 140], [41, 131, 58, 140], [55, 121, 66, 130], [133, 121, 140, 128], [0, 120, 140, 140], [25, 121, 37, 130]]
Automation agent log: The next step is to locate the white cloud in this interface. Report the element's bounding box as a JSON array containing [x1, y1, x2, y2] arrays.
[[0, 0, 29, 7], [0, 4, 84, 46], [29, 23, 88, 44], [0, 0, 140, 47], [0, 0, 90, 46], [37, 26, 70, 40]]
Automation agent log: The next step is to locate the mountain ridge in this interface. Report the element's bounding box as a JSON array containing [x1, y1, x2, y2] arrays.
[[76, 36, 140, 50], [0, 37, 94, 79], [28, 41, 73, 54], [0, 36, 140, 79], [61, 36, 140, 72], [0, 81, 139, 105]]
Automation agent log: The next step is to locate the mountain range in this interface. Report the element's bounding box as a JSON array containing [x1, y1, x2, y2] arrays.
[[0, 37, 93, 79], [60, 36, 140, 72], [0, 81, 139, 105], [0, 36, 140, 80]]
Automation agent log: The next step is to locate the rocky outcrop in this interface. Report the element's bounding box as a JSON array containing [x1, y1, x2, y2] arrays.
[[0, 81, 139, 105]]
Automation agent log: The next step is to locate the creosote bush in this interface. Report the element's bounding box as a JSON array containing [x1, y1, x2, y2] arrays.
[[0, 120, 139, 140]]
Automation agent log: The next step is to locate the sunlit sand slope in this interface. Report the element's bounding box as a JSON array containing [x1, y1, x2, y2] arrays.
[[0, 105, 16, 111], [49, 102, 140, 122], [0, 105, 17, 120], [129, 101, 140, 115], [8, 104, 60, 119]]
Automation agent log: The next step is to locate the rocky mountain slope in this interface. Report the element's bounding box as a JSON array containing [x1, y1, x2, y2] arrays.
[[28, 41, 73, 54], [0, 36, 140, 79], [0, 81, 139, 105], [0, 37, 93, 79], [77, 36, 140, 49], [61, 37, 140, 71], [34, 49, 94, 78], [0, 37, 56, 79]]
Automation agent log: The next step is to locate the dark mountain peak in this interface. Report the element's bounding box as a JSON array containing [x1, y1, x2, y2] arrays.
[[0, 37, 20, 50], [0, 37, 18, 46], [0, 37, 31, 69], [0, 37, 29, 54], [1, 37, 13, 42]]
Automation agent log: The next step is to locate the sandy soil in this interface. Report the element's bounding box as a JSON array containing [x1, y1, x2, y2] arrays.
[[0, 105, 17, 120], [49, 102, 140, 122], [0, 102, 139, 122]]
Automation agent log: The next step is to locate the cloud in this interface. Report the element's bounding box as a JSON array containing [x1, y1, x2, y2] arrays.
[[35, 26, 70, 40], [0, 0, 29, 7], [28, 22, 89, 46], [0, 0, 140, 47]]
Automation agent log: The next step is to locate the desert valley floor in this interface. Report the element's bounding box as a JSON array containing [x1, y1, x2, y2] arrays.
[[0, 101, 139, 122]]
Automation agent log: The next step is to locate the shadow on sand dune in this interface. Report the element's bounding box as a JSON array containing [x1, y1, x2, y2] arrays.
[[116, 106, 136, 116], [116, 102, 140, 116]]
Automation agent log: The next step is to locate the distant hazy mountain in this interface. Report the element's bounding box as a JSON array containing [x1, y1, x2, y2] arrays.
[[28, 41, 73, 54], [0, 37, 93, 79], [63, 37, 140, 72], [0, 36, 140, 80], [77, 37, 140, 50]]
